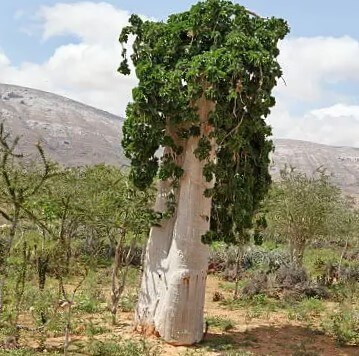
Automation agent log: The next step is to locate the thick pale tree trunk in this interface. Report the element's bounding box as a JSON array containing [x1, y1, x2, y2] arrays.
[[135, 95, 215, 345]]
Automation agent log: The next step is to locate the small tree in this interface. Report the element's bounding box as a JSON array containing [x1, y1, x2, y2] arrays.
[[0, 123, 55, 256], [74, 165, 154, 325], [0, 122, 57, 345], [119, 0, 288, 344], [327, 197, 359, 278], [265, 167, 342, 266]]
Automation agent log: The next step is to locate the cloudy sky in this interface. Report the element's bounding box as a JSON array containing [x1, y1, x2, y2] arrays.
[[1, 1, 359, 147]]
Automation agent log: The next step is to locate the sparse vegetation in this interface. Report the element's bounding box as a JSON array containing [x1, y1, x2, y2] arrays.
[[206, 316, 235, 331], [0, 144, 356, 355], [0, 0, 359, 354], [264, 167, 343, 267], [86, 338, 160, 356], [322, 304, 359, 345], [0, 124, 154, 352]]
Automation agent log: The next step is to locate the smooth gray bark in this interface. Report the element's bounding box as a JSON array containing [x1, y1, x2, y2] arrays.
[[135, 96, 215, 345]]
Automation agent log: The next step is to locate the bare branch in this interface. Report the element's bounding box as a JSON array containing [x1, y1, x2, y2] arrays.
[[281, 76, 287, 87], [244, 7, 264, 19], [71, 268, 88, 300], [0, 209, 11, 222]]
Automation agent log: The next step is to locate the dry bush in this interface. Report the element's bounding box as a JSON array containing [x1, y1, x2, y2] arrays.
[[241, 264, 329, 300]]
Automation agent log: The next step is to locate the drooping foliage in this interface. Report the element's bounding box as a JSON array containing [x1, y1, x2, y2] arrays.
[[119, 0, 289, 243]]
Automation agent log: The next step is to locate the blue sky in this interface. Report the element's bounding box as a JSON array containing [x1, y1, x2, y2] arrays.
[[3, 1, 359, 65], [1, 1, 359, 146]]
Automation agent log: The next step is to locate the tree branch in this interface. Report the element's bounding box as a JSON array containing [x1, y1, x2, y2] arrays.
[[244, 7, 264, 19], [0, 208, 11, 222]]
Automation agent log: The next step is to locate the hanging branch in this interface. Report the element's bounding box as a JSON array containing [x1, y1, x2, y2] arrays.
[[119, 0, 289, 243]]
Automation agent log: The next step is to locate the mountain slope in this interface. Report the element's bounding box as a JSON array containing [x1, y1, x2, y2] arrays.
[[270, 139, 359, 201], [0, 83, 124, 166], [1, 83, 358, 200]]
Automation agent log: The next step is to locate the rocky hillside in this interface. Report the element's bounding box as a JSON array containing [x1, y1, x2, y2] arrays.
[[1, 83, 358, 200], [0, 83, 124, 167], [270, 139, 359, 201]]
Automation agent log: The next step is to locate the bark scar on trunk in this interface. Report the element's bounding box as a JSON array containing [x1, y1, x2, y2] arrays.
[[182, 276, 190, 284], [135, 323, 160, 337]]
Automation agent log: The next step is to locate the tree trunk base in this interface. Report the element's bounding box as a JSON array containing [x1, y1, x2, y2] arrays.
[[134, 324, 200, 346], [134, 324, 160, 337]]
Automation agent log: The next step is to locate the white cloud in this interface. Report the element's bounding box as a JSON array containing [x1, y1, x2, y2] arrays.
[[0, 3, 359, 147], [311, 104, 359, 119], [269, 36, 359, 147], [269, 103, 359, 147], [277, 36, 359, 102], [0, 2, 137, 116], [0, 52, 11, 67], [39, 2, 129, 44]]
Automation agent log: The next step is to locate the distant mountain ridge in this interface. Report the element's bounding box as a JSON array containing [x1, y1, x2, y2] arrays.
[[1, 83, 358, 201], [0, 83, 124, 166], [269, 139, 359, 202]]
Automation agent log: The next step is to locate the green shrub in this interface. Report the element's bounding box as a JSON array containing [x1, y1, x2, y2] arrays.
[[200, 335, 235, 351], [85, 320, 109, 336], [218, 281, 236, 292], [119, 292, 138, 312], [124, 267, 141, 288], [82, 270, 107, 301], [75, 292, 101, 313], [87, 340, 123, 356], [287, 297, 325, 322], [221, 293, 279, 320], [322, 304, 359, 345], [87, 338, 160, 356], [330, 282, 359, 303], [206, 316, 235, 331], [303, 248, 339, 278]]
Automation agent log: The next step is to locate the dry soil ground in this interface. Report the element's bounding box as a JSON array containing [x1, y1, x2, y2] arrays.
[[14, 274, 359, 356]]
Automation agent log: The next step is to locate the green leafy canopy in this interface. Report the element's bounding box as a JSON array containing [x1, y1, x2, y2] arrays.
[[118, 0, 289, 244]]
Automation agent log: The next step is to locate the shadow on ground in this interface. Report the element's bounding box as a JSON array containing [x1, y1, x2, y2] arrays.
[[193, 325, 358, 355]]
